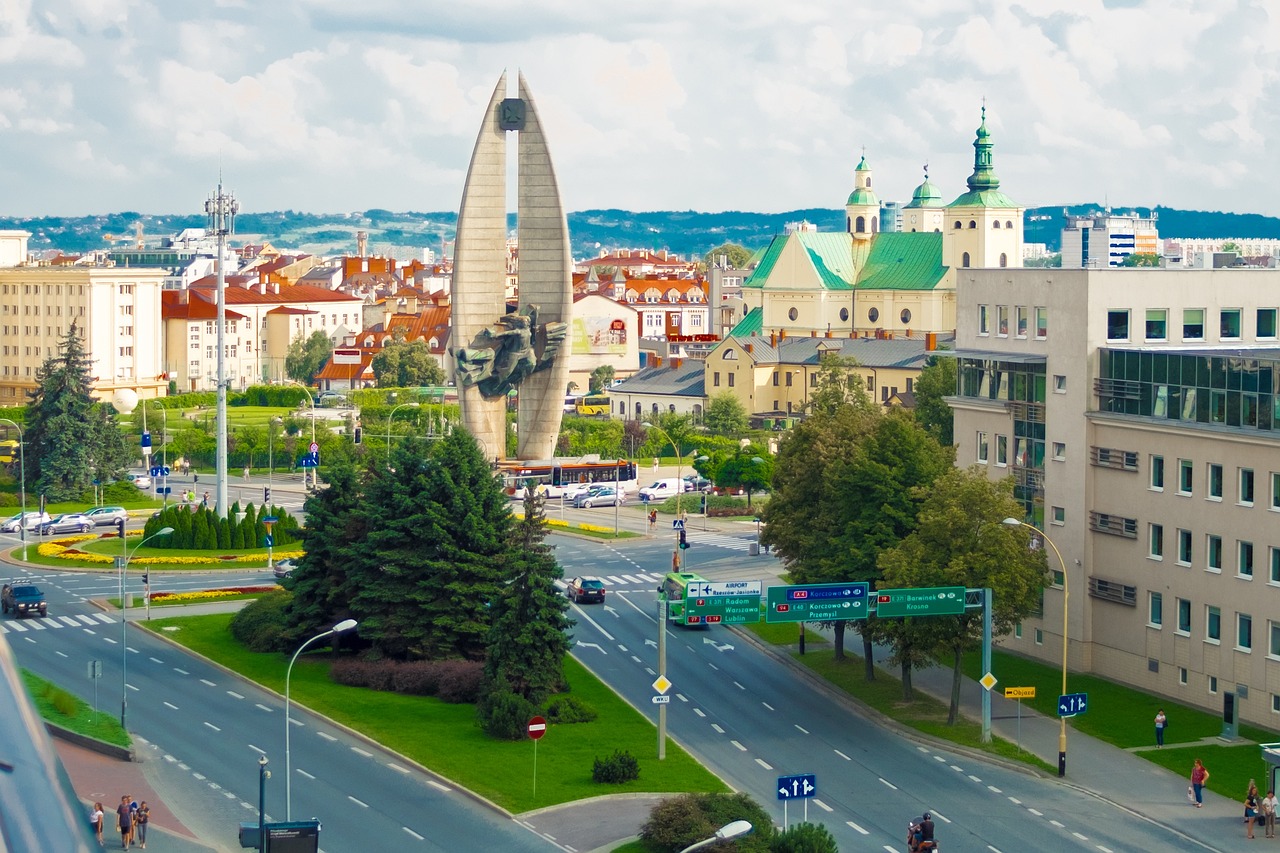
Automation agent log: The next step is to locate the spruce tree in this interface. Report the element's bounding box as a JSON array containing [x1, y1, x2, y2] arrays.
[[348, 429, 509, 660], [482, 488, 573, 704], [284, 458, 367, 642], [25, 324, 126, 500]]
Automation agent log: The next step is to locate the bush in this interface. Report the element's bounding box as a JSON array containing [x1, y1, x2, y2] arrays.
[[0, 491, 18, 507], [641, 793, 774, 852], [435, 660, 483, 703], [592, 749, 640, 784], [478, 690, 539, 740], [331, 658, 398, 692], [101, 480, 145, 503], [545, 694, 597, 724], [391, 661, 443, 696], [770, 823, 838, 853], [328, 658, 483, 702], [228, 590, 293, 652]]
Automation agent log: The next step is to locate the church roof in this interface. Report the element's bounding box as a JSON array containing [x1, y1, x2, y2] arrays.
[[948, 188, 1020, 209], [846, 187, 881, 206], [854, 233, 948, 291], [905, 174, 943, 209], [728, 307, 763, 337], [743, 232, 869, 291]]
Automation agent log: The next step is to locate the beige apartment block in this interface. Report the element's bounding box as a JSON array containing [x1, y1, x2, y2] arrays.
[[0, 266, 167, 404], [951, 266, 1280, 726]]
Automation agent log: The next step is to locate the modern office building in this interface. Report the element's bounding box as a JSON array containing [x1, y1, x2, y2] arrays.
[[1061, 211, 1160, 268], [950, 266, 1280, 725]]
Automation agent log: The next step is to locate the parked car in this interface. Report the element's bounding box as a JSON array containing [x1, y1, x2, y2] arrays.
[[639, 478, 684, 502], [565, 576, 606, 604], [37, 513, 94, 535], [126, 472, 152, 489], [83, 506, 128, 527], [272, 559, 296, 580], [0, 511, 51, 533], [575, 486, 623, 508], [683, 475, 714, 493]]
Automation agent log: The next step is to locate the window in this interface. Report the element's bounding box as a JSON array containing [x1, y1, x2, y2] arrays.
[[1145, 309, 1168, 341], [1259, 308, 1278, 339], [868, 307, 879, 322], [1238, 613, 1253, 651], [1107, 309, 1130, 340], [1272, 473, 1280, 510], [1015, 306, 1028, 337], [976, 431, 988, 463], [1271, 621, 1280, 658], [713, 373, 720, 387], [1220, 308, 1242, 339], [978, 305, 989, 335], [1210, 676, 1218, 694], [996, 435, 1008, 466], [1052, 442, 1065, 461], [1149, 524, 1164, 559], [1178, 529, 1193, 564], [788, 307, 798, 321], [1035, 307, 1048, 339], [999, 252, 1008, 267], [1272, 547, 1280, 584], [1208, 464, 1223, 500], [772, 371, 778, 386], [1207, 606, 1221, 642], [1180, 667, 1188, 686], [1051, 506, 1065, 525], [1239, 541, 1254, 577], [1207, 535, 1223, 571], [1034, 628, 1043, 645], [727, 373, 734, 387], [1240, 468, 1255, 505], [1178, 459, 1193, 495], [1053, 375, 1066, 393], [1149, 592, 1163, 627], [997, 306, 1008, 336], [1178, 598, 1191, 634], [786, 372, 793, 387], [1183, 308, 1205, 340], [1150, 455, 1164, 490]]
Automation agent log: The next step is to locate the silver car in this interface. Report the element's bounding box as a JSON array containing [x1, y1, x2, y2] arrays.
[[38, 513, 95, 535], [84, 506, 128, 527], [574, 486, 623, 508], [1, 511, 51, 533]]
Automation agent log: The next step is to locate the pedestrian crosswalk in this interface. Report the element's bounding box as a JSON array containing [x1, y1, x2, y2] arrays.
[[686, 532, 759, 553], [555, 572, 666, 591], [0, 612, 115, 634]]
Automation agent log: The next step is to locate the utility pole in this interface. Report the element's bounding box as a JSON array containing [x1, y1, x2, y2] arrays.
[[205, 180, 238, 519]]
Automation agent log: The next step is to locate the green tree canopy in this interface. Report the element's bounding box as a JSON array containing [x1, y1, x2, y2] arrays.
[[704, 391, 749, 436], [715, 446, 773, 507], [285, 330, 332, 386], [1120, 252, 1161, 267], [371, 339, 447, 388], [589, 365, 615, 393], [701, 242, 755, 269], [913, 353, 957, 446], [877, 468, 1048, 723]]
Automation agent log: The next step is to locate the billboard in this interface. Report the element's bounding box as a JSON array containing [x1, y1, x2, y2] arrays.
[[571, 316, 628, 355], [332, 348, 362, 365]]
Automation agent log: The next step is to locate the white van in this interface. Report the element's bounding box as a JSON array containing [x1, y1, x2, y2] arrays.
[[639, 478, 685, 502]]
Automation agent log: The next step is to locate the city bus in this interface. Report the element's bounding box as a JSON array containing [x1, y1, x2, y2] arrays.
[[498, 457, 639, 497], [0, 440, 17, 465], [575, 394, 611, 416], [657, 571, 709, 625]]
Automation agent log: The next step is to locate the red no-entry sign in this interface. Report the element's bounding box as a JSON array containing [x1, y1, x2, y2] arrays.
[[527, 716, 547, 740]]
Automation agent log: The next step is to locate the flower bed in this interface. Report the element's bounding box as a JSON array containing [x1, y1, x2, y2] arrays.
[[149, 585, 279, 604], [37, 536, 304, 566]]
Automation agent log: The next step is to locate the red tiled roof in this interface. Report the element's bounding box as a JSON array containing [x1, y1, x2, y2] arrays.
[[162, 301, 248, 321]]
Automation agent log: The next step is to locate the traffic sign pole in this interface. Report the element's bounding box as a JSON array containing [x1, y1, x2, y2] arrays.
[[657, 598, 667, 761]]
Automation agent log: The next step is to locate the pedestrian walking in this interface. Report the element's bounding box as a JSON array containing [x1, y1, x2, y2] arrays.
[[1191, 757, 1209, 807], [648, 509, 657, 533], [1246, 780, 1260, 839], [116, 794, 134, 849], [201, 490, 210, 508], [92, 802, 105, 846], [134, 801, 150, 849], [652, 457, 659, 473], [1154, 708, 1167, 747], [192, 470, 198, 484], [1263, 789, 1277, 838], [243, 465, 251, 481]]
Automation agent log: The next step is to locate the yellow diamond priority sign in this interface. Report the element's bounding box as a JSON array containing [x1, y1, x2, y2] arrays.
[[652, 675, 672, 695], [979, 672, 998, 691]]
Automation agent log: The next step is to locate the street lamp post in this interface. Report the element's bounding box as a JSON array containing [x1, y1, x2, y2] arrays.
[[267, 416, 282, 506], [0, 418, 27, 560], [257, 754, 270, 852], [285, 619, 358, 819], [679, 820, 754, 852], [1004, 517, 1069, 777], [386, 402, 419, 468], [149, 402, 168, 510], [641, 420, 686, 528], [116, 524, 175, 729]]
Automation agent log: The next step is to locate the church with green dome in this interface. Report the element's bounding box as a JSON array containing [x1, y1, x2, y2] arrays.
[[737, 107, 1025, 339]]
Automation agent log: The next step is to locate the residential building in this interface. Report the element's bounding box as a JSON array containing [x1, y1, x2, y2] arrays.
[[1061, 211, 1160, 268], [606, 358, 706, 420], [951, 266, 1280, 726]]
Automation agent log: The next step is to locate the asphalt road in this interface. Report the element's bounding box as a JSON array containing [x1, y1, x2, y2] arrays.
[[545, 530, 1205, 853], [1, 562, 556, 853]]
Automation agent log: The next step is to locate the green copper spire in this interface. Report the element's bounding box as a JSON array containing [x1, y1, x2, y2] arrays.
[[966, 104, 999, 192]]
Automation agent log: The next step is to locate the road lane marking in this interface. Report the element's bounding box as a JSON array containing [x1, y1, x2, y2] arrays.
[[256, 704, 273, 712], [1096, 846, 1113, 852], [1049, 819, 1064, 828], [75, 615, 96, 626], [351, 747, 373, 758], [102, 636, 116, 643], [200, 679, 216, 687], [619, 574, 640, 583], [645, 667, 655, 675], [203, 721, 221, 732], [571, 606, 615, 641], [733, 681, 745, 690], [968, 774, 982, 782], [427, 780, 451, 793], [833, 749, 851, 761], [1072, 832, 1088, 840], [754, 758, 773, 770], [846, 821, 869, 835], [349, 796, 368, 808], [227, 691, 244, 700], [676, 694, 688, 702], [297, 769, 316, 780], [932, 810, 950, 823], [878, 778, 898, 790], [1008, 797, 1021, 805], [127, 683, 138, 691], [163, 702, 179, 710], [711, 724, 724, 734], [708, 663, 718, 671], [762, 701, 774, 711], [988, 847, 1004, 853], [988, 785, 1002, 793], [58, 617, 79, 627], [149, 656, 163, 663], [92, 613, 114, 624], [1028, 809, 1043, 816], [23, 636, 34, 644], [795, 725, 809, 734], [316, 732, 337, 742], [933, 755, 946, 762], [388, 763, 410, 774], [248, 744, 265, 754], [6, 622, 27, 632], [55, 650, 67, 658], [192, 773, 204, 780], [693, 709, 706, 717], [403, 828, 424, 840], [40, 618, 59, 629], [812, 799, 833, 812], [174, 668, 189, 675], [949, 764, 963, 772], [730, 740, 747, 751]]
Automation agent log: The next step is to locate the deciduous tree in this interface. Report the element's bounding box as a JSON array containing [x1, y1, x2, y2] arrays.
[[371, 340, 446, 388], [589, 365, 615, 393], [285, 330, 332, 386], [704, 391, 749, 436], [913, 354, 956, 447]]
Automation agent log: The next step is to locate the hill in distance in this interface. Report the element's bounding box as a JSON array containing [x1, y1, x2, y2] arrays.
[[4, 205, 1279, 262]]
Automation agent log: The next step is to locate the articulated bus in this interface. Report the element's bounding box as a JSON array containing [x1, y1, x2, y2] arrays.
[[498, 457, 639, 497], [657, 571, 709, 624]]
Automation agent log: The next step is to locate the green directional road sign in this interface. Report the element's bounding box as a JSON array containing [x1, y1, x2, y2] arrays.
[[766, 582, 869, 623], [683, 594, 761, 624], [873, 586, 966, 618]]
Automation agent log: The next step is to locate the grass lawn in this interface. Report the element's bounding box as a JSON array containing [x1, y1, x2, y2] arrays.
[[744, 620, 827, 648], [960, 648, 1280, 798], [141, 613, 727, 812], [22, 670, 130, 748]]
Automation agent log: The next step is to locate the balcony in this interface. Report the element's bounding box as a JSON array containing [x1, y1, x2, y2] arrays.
[[1088, 511, 1138, 538], [1088, 577, 1137, 606]]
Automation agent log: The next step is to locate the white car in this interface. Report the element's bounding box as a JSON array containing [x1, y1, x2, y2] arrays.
[[126, 473, 152, 489], [0, 511, 52, 533]]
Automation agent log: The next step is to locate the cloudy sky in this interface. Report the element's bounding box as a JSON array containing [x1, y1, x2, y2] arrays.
[[3, 0, 1277, 218]]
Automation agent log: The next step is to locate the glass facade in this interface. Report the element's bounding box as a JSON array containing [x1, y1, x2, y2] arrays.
[[1098, 349, 1280, 432], [958, 357, 1047, 519]]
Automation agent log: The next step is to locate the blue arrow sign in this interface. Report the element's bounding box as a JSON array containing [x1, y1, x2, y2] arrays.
[[140, 431, 151, 448], [776, 774, 816, 800], [264, 534, 274, 547], [150, 466, 162, 477], [162, 466, 170, 476], [1058, 692, 1088, 717]]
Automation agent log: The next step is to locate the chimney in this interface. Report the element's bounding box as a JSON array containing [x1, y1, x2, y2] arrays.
[[810, 330, 816, 337], [825, 330, 832, 338], [779, 329, 786, 341], [745, 343, 753, 353], [926, 332, 937, 351], [770, 332, 777, 347], [652, 355, 662, 368], [672, 358, 682, 369]]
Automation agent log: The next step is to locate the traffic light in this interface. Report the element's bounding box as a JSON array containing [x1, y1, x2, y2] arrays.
[[141, 571, 149, 586], [678, 529, 689, 550], [354, 426, 362, 445], [700, 494, 708, 514], [263, 486, 271, 504]]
